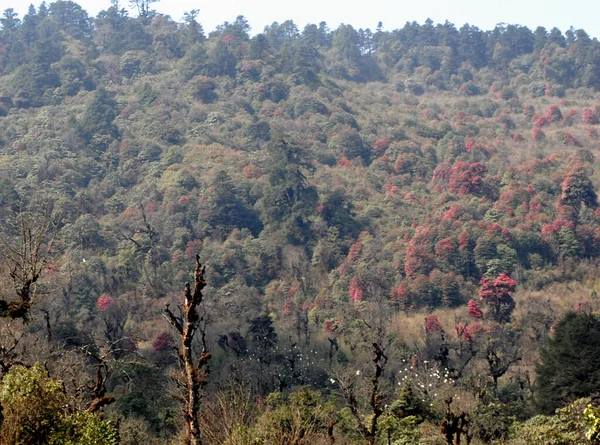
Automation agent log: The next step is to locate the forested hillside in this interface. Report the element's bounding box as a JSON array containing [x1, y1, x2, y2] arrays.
[[3, 2, 600, 443]]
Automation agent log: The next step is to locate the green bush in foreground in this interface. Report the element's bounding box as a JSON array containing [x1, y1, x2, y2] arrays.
[[0, 363, 119, 445]]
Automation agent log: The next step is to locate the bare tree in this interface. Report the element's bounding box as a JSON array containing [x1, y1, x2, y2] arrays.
[[164, 255, 211, 445], [338, 343, 387, 445], [0, 208, 57, 320], [118, 202, 163, 296], [128, 0, 158, 17]]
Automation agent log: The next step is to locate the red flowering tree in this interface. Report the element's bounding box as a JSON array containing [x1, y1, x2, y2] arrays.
[[405, 244, 435, 278], [560, 132, 582, 147], [153, 331, 176, 352], [532, 128, 545, 141], [467, 299, 483, 319], [337, 156, 353, 167], [349, 275, 364, 302], [347, 241, 363, 263], [583, 108, 599, 125], [392, 282, 411, 312], [373, 137, 390, 155], [478, 273, 516, 323], [448, 161, 487, 196], [96, 295, 115, 312], [425, 314, 443, 334], [545, 104, 563, 123], [534, 116, 547, 128]]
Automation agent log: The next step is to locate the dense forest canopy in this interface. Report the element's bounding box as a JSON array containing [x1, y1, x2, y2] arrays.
[[3, 1, 600, 443]]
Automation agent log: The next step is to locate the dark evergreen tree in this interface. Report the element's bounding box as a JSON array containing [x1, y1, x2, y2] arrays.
[[548, 27, 566, 47], [21, 5, 40, 49], [199, 170, 262, 238], [180, 42, 208, 80], [181, 9, 204, 47], [458, 24, 488, 69], [94, 4, 151, 54], [535, 312, 600, 413], [249, 33, 270, 60], [79, 86, 119, 151], [258, 131, 317, 245], [247, 314, 278, 368], [204, 39, 237, 77], [320, 189, 360, 238], [0, 8, 26, 72], [48, 0, 92, 40]]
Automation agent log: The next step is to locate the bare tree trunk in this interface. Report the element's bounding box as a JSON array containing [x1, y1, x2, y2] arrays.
[[340, 343, 387, 445], [0, 208, 56, 320], [164, 255, 211, 445]]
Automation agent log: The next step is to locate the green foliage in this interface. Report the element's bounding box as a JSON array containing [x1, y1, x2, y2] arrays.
[[0, 364, 118, 445], [249, 388, 336, 444], [584, 404, 600, 444], [536, 312, 600, 414], [510, 398, 590, 445], [378, 415, 422, 445], [79, 87, 119, 150], [199, 170, 263, 237], [3, 7, 600, 444], [54, 411, 120, 445], [470, 402, 516, 443], [0, 363, 65, 444]]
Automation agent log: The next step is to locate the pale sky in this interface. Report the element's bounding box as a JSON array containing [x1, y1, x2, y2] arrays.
[[7, 0, 600, 38]]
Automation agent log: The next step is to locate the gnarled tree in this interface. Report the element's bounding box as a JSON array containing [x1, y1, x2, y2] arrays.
[[0, 209, 56, 320], [164, 254, 211, 445], [339, 343, 387, 445]]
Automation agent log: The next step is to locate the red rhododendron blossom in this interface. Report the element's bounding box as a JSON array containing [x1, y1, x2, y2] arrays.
[[425, 315, 442, 334], [373, 137, 391, 155], [465, 139, 476, 152], [392, 282, 410, 308], [467, 299, 483, 319], [324, 319, 338, 333], [286, 281, 298, 297], [562, 132, 582, 147], [448, 161, 487, 196], [534, 116, 547, 128], [347, 241, 363, 262], [532, 128, 545, 141], [349, 276, 364, 302], [96, 295, 115, 312], [337, 157, 352, 167], [583, 108, 599, 125], [152, 332, 175, 352], [545, 104, 563, 122], [478, 273, 517, 323], [411, 354, 420, 368], [283, 299, 295, 316], [302, 302, 315, 311]]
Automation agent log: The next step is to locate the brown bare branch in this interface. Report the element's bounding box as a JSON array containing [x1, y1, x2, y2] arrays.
[[165, 254, 210, 445]]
